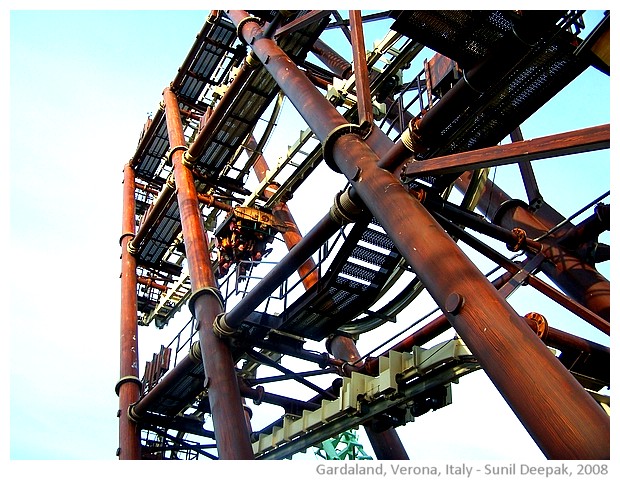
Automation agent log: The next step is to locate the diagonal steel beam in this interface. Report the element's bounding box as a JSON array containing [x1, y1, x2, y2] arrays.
[[402, 124, 610, 179]]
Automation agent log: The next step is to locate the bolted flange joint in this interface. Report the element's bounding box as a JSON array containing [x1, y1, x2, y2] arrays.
[[329, 187, 364, 225], [115, 375, 142, 397], [213, 313, 237, 338], [188, 286, 225, 317], [322, 123, 367, 173]]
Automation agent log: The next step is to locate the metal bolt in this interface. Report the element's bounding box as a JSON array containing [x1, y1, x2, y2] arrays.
[[445, 292, 464, 314]]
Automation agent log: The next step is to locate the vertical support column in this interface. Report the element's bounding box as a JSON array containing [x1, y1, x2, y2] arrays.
[[117, 163, 141, 460], [162, 86, 254, 459], [349, 10, 373, 127]]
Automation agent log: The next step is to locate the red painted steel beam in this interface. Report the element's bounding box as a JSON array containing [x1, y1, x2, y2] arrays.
[[402, 124, 610, 179], [117, 163, 141, 460], [162, 87, 254, 459], [273, 10, 332, 38], [349, 10, 373, 126], [228, 11, 609, 459], [196, 192, 233, 212]]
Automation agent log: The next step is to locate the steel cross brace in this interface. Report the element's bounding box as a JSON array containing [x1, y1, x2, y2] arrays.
[[229, 10, 610, 459]]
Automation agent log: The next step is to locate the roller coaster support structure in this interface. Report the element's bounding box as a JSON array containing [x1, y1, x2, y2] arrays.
[[225, 10, 609, 460]]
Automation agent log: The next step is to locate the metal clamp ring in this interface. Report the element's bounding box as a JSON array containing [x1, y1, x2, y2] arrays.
[[115, 376, 142, 397], [165, 145, 188, 166], [189, 341, 202, 364], [322, 123, 365, 172], [236, 16, 263, 45], [126, 238, 138, 255], [213, 313, 237, 338], [188, 286, 225, 316]]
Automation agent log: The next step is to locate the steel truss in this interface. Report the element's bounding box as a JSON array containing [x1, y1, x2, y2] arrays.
[[117, 10, 610, 460]]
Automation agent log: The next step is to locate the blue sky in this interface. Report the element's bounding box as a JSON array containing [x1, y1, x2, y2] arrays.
[[4, 4, 613, 472]]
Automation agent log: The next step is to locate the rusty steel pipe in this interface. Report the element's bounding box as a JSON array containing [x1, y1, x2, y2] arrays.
[[463, 171, 611, 323], [196, 192, 233, 212], [228, 12, 609, 459], [330, 135, 609, 459], [228, 11, 349, 142], [362, 270, 514, 376], [349, 10, 374, 126], [118, 163, 141, 460], [385, 12, 568, 166], [131, 181, 174, 253], [131, 354, 199, 419], [163, 87, 254, 459], [137, 276, 168, 292]]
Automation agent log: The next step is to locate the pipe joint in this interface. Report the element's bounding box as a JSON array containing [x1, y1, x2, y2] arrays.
[[188, 286, 225, 316], [329, 187, 364, 225], [525, 312, 549, 341], [235, 15, 263, 45], [127, 403, 141, 423], [189, 341, 202, 364], [400, 119, 426, 154], [182, 150, 196, 166], [245, 51, 262, 69], [119, 232, 135, 247], [126, 238, 138, 256], [115, 375, 142, 397], [322, 123, 367, 172], [492, 199, 530, 226], [213, 313, 237, 338], [164, 145, 190, 167], [462, 69, 484, 94]]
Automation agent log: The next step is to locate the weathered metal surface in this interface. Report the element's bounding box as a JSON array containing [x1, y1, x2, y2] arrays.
[[229, 10, 609, 459], [117, 163, 141, 460], [163, 87, 254, 459], [119, 10, 609, 461]]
